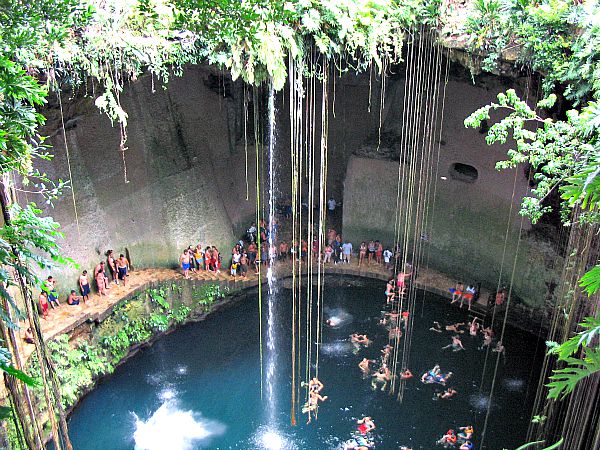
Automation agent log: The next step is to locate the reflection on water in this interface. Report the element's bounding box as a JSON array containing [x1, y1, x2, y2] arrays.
[[320, 340, 356, 357], [132, 399, 225, 450]]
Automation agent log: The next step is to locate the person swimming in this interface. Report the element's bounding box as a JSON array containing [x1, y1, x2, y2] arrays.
[[358, 358, 376, 376], [343, 435, 374, 450], [442, 335, 465, 352], [445, 322, 465, 333], [421, 365, 453, 385], [437, 429, 458, 447], [400, 368, 413, 380], [356, 417, 376, 435], [350, 333, 371, 354], [371, 365, 392, 391], [430, 321, 443, 333], [436, 387, 458, 399], [458, 425, 474, 441]]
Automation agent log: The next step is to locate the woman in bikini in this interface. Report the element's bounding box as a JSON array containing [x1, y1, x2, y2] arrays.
[[359, 242, 367, 267]]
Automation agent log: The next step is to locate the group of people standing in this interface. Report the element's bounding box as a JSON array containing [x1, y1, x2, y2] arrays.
[[37, 250, 130, 320]]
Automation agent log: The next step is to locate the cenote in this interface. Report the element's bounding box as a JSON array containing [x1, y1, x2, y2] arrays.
[[64, 277, 543, 449]]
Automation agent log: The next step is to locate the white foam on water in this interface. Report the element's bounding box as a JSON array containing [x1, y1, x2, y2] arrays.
[[251, 426, 297, 450], [320, 341, 355, 356], [175, 364, 188, 375], [468, 393, 492, 412], [132, 400, 225, 450], [158, 386, 176, 401], [503, 377, 525, 392], [324, 307, 353, 328]]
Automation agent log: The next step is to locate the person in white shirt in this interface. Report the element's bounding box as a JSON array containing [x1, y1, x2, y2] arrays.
[[383, 248, 393, 269], [342, 241, 353, 264], [327, 197, 337, 212]]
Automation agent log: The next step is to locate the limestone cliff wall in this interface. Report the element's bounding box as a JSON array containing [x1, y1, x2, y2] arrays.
[[342, 75, 561, 306], [32, 62, 560, 304]]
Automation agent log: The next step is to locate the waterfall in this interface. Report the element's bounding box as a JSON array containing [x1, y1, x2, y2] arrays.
[[265, 83, 277, 423]]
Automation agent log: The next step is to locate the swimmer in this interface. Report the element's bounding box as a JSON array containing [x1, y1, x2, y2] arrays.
[[302, 378, 327, 424], [388, 327, 402, 341], [436, 387, 458, 399], [492, 340, 506, 357], [302, 390, 328, 424], [480, 327, 494, 349], [359, 358, 376, 375], [343, 436, 374, 450], [350, 334, 371, 353], [400, 369, 413, 380], [326, 317, 341, 328], [356, 416, 376, 435], [396, 269, 412, 295], [401, 310, 409, 328], [385, 279, 396, 303], [308, 377, 324, 393], [458, 425, 474, 441], [460, 441, 474, 450], [421, 364, 440, 383], [442, 335, 465, 352], [437, 429, 457, 447], [429, 321, 443, 333], [380, 344, 393, 365], [469, 317, 480, 336], [371, 365, 391, 391], [445, 322, 465, 333]]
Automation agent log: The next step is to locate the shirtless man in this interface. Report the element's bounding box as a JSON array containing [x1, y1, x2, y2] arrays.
[[445, 322, 465, 333], [79, 270, 90, 303], [180, 249, 191, 279], [469, 317, 480, 336], [107, 250, 118, 284], [437, 387, 458, 399], [302, 378, 327, 424], [385, 279, 395, 303], [350, 333, 371, 354], [67, 290, 82, 306], [371, 365, 391, 391], [358, 358, 375, 376], [116, 254, 130, 286], [239, 253, 249, 279], [442, 335, 465, 352], [400, 369, 413, 380]]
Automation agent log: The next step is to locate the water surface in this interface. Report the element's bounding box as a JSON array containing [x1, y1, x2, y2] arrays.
[[65, 277, 543, 449]]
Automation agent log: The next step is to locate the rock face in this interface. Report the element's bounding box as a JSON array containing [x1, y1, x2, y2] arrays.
[[35, 61, 560, 305], [342, 72, 561, 306]]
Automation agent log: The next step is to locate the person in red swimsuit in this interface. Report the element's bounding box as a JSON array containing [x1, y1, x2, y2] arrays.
[[356, 416, 375, 435]]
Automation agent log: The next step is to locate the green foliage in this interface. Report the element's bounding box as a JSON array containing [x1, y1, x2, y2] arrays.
[[148, 313, 169, 332], [546, 314, 600, 399], [173, 0, 438, 90], [580, 265, 600, 297], [464, 89, 597, 223], [512, 437, 564, 450], [192, 283, 225, 312]]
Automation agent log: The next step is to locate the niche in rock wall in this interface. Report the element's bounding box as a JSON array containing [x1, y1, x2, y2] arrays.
[[449, 163, 478, 183]]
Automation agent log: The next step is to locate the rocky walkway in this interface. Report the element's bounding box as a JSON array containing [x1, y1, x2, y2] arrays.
[[14, 261, 492, 363]]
